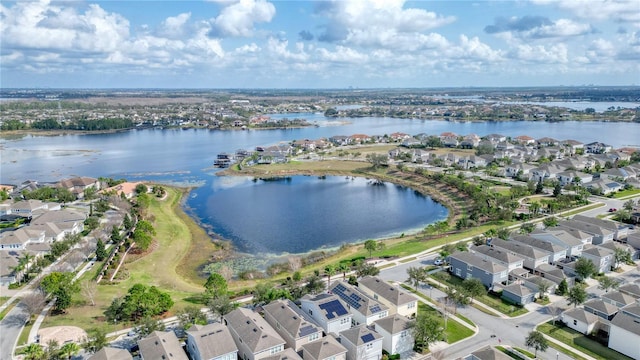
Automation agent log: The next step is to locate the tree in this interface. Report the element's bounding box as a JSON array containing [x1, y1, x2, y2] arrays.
[[406, 267, 427, 291], [39, 272, 79, 312], [60, 342, 80, 360], [535, 181, 544, 194], [178, 306, 208, 330], [556, 278, 569, 296], [496, 227, 510, 240], [365, 153, 388, 169], [204, 273, 228, 299], [324, 264, 336, 289], [461, 278, 486, 301], [338, 263, 350, 279], [364, 239, 382, 258], [355, 262, 380, 278], [542, 217, 558, 228], [613, 247, 632, 269], [553, 182, 562, 197], [597, 276, 620, 293], [208, 295, 237, 322], [23, 343, 45, 360], [566, 285, 588, 308], [135, 183, 148, 194], [104, 284, 174, 322], [136, 316, 166, 337], [535, 279, 551, 300], [412, 314, 443, 352], [305, 274, 326, 295], [95, 239, 107, 261], [525, 331, 548, 358], [519, 222, 535, 234], [574, 257, 597, 280], [45, 339, 61, 360], [82, 329, 108, 354], [81, 279, 97, 306], [623, 199, 635, 211], [22, 291, 46, 324]]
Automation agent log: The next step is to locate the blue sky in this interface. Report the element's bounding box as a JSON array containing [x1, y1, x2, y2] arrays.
[[1, 0, 639, 88]]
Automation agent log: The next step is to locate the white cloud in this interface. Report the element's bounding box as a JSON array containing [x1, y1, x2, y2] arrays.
[[210, 0, 276, 37], [525, 19, 592, 38], [510, 43, 569, 64], [532, 0, 640, 27], [317, 46, 369, 63], [157, 12, 191, 39]]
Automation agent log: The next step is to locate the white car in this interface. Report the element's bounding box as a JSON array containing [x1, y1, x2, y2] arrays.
[[434, 258, 444, 265]]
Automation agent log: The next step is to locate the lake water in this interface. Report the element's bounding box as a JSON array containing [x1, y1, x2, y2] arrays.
[[1, 115, 639, 256]]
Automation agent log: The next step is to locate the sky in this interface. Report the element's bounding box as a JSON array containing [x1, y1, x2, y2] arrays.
[[1, 0, 639, 89]]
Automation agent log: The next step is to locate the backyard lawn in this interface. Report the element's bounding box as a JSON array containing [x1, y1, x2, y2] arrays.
[[537, 321, 633, 360]]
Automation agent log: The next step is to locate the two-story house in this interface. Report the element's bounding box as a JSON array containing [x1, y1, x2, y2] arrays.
[[471, 245, 524, 273], [186, 323, 238, 360], [488, 239, 549, 270], [510, 235, 567, 264], [329, 280, 389, 326], [300, 294, 352, 336], [224, 308, 286, 360], [447, 251, 508, 289], [580, 246, 614, 273], [138, 331, 188, 360], [373, 314, 414, 355], [339, 325, 383, 360], [357, 276, 418, 318], [300, 335, 347, 360], [262, 299, 323, 352]]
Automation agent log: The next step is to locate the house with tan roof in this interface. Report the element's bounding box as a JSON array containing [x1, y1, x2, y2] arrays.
[[357, 276, 418, 318], [224, 307, 285, 360], [339, 325, 383, 360], [56, 176, 100, 199], [88, 347, 133, 360], [301, 335, 347, 360], [300, 293, 352, 336], [373, 314, 414, 355], [262, 299, 323, 352], [138, 330, 188, 360], [186, 323, 237, 360]]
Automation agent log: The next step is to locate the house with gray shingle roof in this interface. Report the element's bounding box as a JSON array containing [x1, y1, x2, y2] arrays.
[[186, 323, 237, 360], [138, 330, 188, 360], [602, 291, 636, 309], [263, 299, 323, 352], [261, 348, 302, 360], [301, 335, 347, 360], [300, 294, 352, 336], [572, 215, 628, 241], [88, 347, 133, 360], [583, 299, 618, 321], [561, 308, 600, 335], [529, 228, 588, 258], [223, 307, 285, 360], [581, 246, 614, 273], [462, 345, 512, 360], [489, 238, 549, 270], [447, 251, 508, 289], [510, 235, 567, 263], [329, 280, 389, 326], [356, 276, 418, 318], [558, 220, 614, 245], [608, 311, 640, 359], [618, 283, 640, 299], [471, 245, 524, 272], [339, 325, 383, 360], [501, 283, 536, 306], [373, 314, 414, 355], [0, 250, 19, 285]]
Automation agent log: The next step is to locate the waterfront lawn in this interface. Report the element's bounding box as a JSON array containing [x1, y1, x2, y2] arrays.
[[418, 303, 474, 344], [537, 321, 633, 360], [613, 188, 640, 198]]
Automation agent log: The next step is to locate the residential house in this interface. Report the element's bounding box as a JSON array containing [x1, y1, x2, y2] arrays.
[[620, 303, 640, 319], [505, 162, 536, 179], [224, 307, 286, 360], [489, 238, 549, 270], [572, 215, 628, 241], [458, 155, 487, 169], [583, 299, 618, 321], [262, 299, 323, 352], [0, 250, 19, 285], [510, 235, 567, 264], [585, 142, 612, 154], [447, 251, 508, 288], [598, 241, 637, 263], [515, 135, 536, 145], [537, 146, 564, 161], [349, 134, 371, 144], [561, 308, 600, 335], [88, 347, 133, 360], [485, 134, 507, 143], [618, 283, 640, 299], [533, 263, 573, 287], [186, 323, 238, 360], [585, 178, 624, 195], [471, 245, 525, 272], [560, 139, 585, 154], [537, 137, 559, 147], [462, 346, 512, 360], [300, 293, 352, 336], [372, 314, 414, 355], [602, 291, 636, 309], [530, 163, 564, 183], [329, 280, 389, 326], [557, 170, 593, 186], [602, 167, 636, 182], [501, 283, 536, 306], [460, 134, 480, 148], [31, 208, 86, 236], [357, 276, 418, 318], [56, 176, 100, 199], [137, 331, 188, 360], [581, 246, 614, 273], [261, 348, 302, 360], [608, 311, 640, 359], [339, 325, 383, 360], [10, 200, 50, 218], [530, 228, 587, 257], [300, 335, 347, 360], [400, 138, 422, 148]]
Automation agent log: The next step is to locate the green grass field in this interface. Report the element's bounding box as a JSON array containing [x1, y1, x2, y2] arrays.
[[537, 322, 633, 360]]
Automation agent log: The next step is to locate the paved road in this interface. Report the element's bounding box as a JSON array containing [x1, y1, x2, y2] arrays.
[[378, 255, 640, 360], [0, 302, 29, 360]]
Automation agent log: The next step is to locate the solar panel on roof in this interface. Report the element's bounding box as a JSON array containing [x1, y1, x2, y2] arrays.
[[370, 305, 381, 313], [299, 325, 317, 337], [361, 333, 375, 343]]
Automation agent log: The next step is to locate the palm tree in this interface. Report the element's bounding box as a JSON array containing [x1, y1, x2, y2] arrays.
[[60, 342, 80, 360], [337, 263, 350, 280], [23, 343, 45, 360], [324, 264, 336, 290], [525, 330, 548, 358], [406, 266, 426, 291]]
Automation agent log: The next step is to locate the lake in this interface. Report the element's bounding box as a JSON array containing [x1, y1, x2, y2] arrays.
[[1, 115, 639, 256]]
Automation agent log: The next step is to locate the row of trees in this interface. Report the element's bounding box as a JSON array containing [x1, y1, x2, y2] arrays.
[[31, 118, 134, 131]]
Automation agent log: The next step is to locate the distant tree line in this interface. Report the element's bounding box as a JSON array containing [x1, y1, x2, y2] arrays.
[[30, 118, 134, 131]]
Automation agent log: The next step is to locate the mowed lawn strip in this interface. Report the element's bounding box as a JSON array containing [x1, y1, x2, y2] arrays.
[[537, 322, 633, 360]]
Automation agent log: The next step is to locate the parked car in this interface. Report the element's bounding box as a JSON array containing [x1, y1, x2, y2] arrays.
[[434, 258, 444, 266], [608, 208, 617, 212]]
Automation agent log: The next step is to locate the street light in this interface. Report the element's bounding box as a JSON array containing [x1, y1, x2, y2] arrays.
[[556, 352, 559, 360]]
